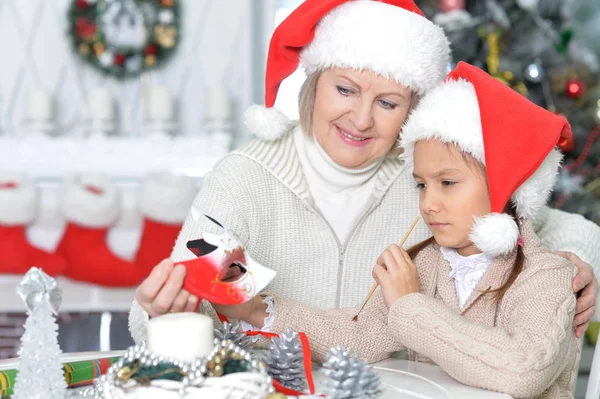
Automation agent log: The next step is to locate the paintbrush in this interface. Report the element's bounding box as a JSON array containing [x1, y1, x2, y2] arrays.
[[352, 216, 420, 321]]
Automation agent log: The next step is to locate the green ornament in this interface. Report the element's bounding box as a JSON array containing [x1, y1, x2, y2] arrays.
[[556, 28, 574, 54]]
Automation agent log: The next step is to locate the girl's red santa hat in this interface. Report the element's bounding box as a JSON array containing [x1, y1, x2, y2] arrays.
[[400, 62, 573, 257], [245, 0, 451, 141]]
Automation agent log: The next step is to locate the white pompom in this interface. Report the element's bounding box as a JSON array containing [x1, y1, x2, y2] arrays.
[[243, 105, 292, 141], [470, 213, 520, 257]]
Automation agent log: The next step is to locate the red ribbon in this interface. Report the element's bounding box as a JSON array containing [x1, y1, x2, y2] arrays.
[[217, 313, 320, 396]]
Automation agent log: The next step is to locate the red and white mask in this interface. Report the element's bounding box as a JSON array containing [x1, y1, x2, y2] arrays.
[[179, 216, 276, 305]]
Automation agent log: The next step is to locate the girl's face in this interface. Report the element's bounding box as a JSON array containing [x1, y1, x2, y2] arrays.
[[312, 68, 412, 169], [412, 139, 491, 256]]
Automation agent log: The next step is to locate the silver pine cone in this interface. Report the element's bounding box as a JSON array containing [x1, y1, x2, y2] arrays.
[[322, 346, 381, 399], [262, 328, 307, 392], [213, 322, 253, 350]]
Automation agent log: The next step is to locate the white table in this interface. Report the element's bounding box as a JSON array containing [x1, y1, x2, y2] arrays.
[[362, 359, 512, 399], [0, 352, 512, 399]]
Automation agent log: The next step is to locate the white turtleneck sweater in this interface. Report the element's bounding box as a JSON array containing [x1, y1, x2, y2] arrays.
[[440, 247, 494, 309], [293, 128, 382, 245]]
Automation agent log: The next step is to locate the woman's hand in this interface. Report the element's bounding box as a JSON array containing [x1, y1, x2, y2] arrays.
[[555, 251, 599, 337], [211, 296, 268, 328], [135, 259, 199, 317], [372, 244, 420, 310]]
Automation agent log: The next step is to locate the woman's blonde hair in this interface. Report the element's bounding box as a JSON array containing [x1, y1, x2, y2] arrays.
[[297, 70, 418, 157]]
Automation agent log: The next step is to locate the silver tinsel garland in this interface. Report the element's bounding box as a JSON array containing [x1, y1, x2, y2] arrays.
[[262, 328, 307, 392], [214, 322, 254, 350], [322, 347, 381, 399]]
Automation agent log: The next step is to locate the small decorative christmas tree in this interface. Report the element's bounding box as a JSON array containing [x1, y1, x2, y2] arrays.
[[262, 328, 307, 392], [12, 267, 67, 399], [322, 346, 381, 399], [214, 321, 253, 350]]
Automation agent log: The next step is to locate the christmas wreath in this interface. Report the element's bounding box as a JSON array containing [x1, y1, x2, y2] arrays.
[[68, 0, 180, 78]]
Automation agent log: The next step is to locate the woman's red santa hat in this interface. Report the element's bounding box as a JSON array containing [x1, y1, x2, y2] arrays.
[[400, 62, 573, 257], [245, 0, 451, 141]]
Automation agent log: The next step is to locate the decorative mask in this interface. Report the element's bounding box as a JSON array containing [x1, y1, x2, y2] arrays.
[[179, 216, 276, 305]]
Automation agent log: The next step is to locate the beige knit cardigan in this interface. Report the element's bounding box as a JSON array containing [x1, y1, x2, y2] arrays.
[[268, 220, 580, 399]]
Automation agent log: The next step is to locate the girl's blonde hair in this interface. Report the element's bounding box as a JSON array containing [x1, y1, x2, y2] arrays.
[[297, 70, 418, 157]]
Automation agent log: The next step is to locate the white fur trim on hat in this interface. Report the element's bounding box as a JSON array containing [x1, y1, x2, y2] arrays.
[[301, 1, 450, 95], [62, 174, 120, 228], [0, 172, 37, 225], [470, 213, 520, 257], [244, 104, 293, 141], [512, 148, 562, 220], [400, 79, 484, 170], [140, 172, 197, 224]]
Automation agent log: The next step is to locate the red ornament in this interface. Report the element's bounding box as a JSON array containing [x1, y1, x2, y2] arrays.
[[566, 78, 585, 99], [76, 0, 89, 9], [144, 44, 158, 55], [75, 17, 96, 40], [115, 53, 126, 66], [440, 0, 466, 13]]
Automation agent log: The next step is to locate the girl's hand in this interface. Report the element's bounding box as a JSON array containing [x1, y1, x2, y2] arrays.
[[211, 296, 268, 328], [372, 244, 420, 310]]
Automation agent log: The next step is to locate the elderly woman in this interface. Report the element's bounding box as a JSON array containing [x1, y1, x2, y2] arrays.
[[129, 0, 599, 344]]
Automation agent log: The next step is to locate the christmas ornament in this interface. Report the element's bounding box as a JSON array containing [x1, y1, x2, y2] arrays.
[[68, 0, 180, 78], [12, 268, 67, 399], [439, 0, 465, 13], [214, 322, 254, 350], [262, 328, 307, 392], [566, 78, 586, 99], [179, 215, 277, 305], [524, 62, 544, 83], [322, 347, 381, 399], [78, 339, 272, 398]]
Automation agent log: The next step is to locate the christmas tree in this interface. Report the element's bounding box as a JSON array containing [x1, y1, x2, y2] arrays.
[[13, 268, 67, 399], [418, 0, 600, 224]]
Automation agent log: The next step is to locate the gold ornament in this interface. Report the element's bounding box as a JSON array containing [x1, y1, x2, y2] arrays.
[[486, 32, 500, 77], [93, 42, 105, 56], [79, 43, 90, 56], [155, 26, 177, 48], [116, 361, 142, 383], [145, 55, 156, 67], [266, 394, 288, 399]]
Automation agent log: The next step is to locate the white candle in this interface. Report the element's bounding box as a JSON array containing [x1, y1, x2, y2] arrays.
[[88, 88, 115, 121], [146, 86, 174, 121], [27, 89, 53, 121], [206, 86, 232, 120], [147, 313, 214, 362]]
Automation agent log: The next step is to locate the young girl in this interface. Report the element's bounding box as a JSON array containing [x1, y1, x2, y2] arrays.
[[214, 62, 580, 398]]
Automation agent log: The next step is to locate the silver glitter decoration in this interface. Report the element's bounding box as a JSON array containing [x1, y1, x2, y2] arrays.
[[524, 62, 545, 83], [214, 322, 253, 350], [322, 347, 381, 399], [262, 328, 307, 392], [70, 339, 273, 398], [13, 268, 66, 399]]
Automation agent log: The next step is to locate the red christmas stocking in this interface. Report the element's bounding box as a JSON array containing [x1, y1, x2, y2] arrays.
[[0, 176, 67, 276], [57, 175, 140, 287], [134, 172, 197, 279]]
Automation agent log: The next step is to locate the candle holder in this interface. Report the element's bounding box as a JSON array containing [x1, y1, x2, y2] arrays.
[[86, 88, 116, 137], [21, 89, 56, 137], [143, 86, 177, 137]]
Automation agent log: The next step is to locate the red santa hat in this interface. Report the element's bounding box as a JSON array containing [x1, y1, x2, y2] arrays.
[[245, 0, 451, 141], [400, 62, 573, 257]]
